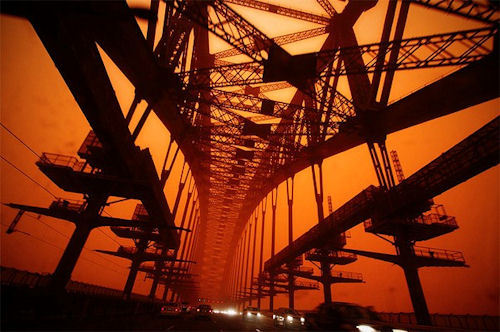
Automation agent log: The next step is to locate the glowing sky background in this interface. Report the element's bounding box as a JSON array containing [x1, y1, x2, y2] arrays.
[[0, 0, 498, 315]]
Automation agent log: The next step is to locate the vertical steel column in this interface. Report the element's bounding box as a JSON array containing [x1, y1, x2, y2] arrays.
[[311, 162, 332, 303], [177, 194, 197, 265], [160, 138, 180, 187], [379, 0, 411, 106], [365, 1, 424, 313], [169, 178, 195, 302], [269, 188, 278, 311], [249, 205, 259, 306], [225, 248, 234, 301], [231, 241, 242, 303], [146, 0, 159, 50], [286, 176, 295, 309], [368, 142, 388, 188], [369, 0, 398, 103], [257, 196, 267, 310], [181, 207, 199, 271], [165, 208, 198, 302], [243, 218, 253, 308], [162, 0, 173, 35], [123, 239, 148, 300], [161, 166, 190, 299], [49, 194, 107, 291], [396, 237, 431, 326], [378, 142, 396, 189], [176, 211, 200, 302], [150, 137, 179, 299], [153, 193, 196, 299], [172, 163, 190, 218], [365, 0, 431, 315], [235, 236, 244, 304], [186, 212, 200, 272], [232, 247, 239, 302], [238, 227, 248, 309]]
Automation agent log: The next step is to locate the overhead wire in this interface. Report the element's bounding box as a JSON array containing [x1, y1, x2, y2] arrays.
[[21, 213, 128, 270], [0, 154, 58, 199], [0, 121, 42, 159], [0, 222, 124, 274], [99, 209, 127, 246], [0, 155, 125, 248], [0, 124, 127, 249]]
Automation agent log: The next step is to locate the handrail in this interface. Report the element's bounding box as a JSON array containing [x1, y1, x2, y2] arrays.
[[132, 204, 149, 221], [364, 204, 458, 229], [331, 270, 363, 280], [50, 198, 87, 213], [39, 152, 90, 173], [413, 246, 465, 262], [306, 248, 357, 259]]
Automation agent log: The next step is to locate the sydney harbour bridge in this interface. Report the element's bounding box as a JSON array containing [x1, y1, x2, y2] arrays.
[[1, 0, 498, 329]]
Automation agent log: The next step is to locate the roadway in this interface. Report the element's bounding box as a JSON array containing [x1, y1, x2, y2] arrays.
[[74, 312, 490, 331], [149, 312, 277, 331], [5, 308, 492, 331], [9, 311, 283, 331]]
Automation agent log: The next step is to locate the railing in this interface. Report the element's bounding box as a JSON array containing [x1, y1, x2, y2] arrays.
[[299, 266, 313, 274], [378, 312, 499, 331], [413, 246, 465, 262], [132, 203, 149, 221], [306, 248, 357, 260], [1, 267, 50, 288], [78, 130, 103, 156], [414, 213, 457, 227], [50, 198, 87, 213], [119, 246, 173, 258], [1, 266, 159, 306], [331, 270, 363, 281], [39, 153, 90, 173], [294, 280, 319, 289], [364, 218, 374, 229], [364, 204, 457, 229], [118, 246, 141, 255], [264, 186, 379, 273]]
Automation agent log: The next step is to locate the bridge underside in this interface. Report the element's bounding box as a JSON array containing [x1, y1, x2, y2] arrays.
[[2, 0, 499, 305]]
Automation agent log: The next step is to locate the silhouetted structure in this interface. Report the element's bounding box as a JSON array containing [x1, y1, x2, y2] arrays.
[[3, 0, 499, 327]]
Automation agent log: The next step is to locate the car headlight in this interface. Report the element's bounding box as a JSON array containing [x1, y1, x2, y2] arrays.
[[356, 325, 377, 332], [257, 312, 262, 317], [300, 317, 305, 323], [286, 315, 293, 322], [277, 315, 284, 321]]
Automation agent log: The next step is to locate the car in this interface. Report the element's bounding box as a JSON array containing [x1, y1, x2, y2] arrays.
[[159, 302, 181, 317], [273, 307, 306, 328], [180, 302, 190, 313], [242, 306, 263, 320], [195, 304, 213, 319], [304, 302, 403, 331]]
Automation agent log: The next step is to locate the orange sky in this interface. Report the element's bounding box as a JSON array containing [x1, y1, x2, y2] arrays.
[[0, 0, 498, 315]]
